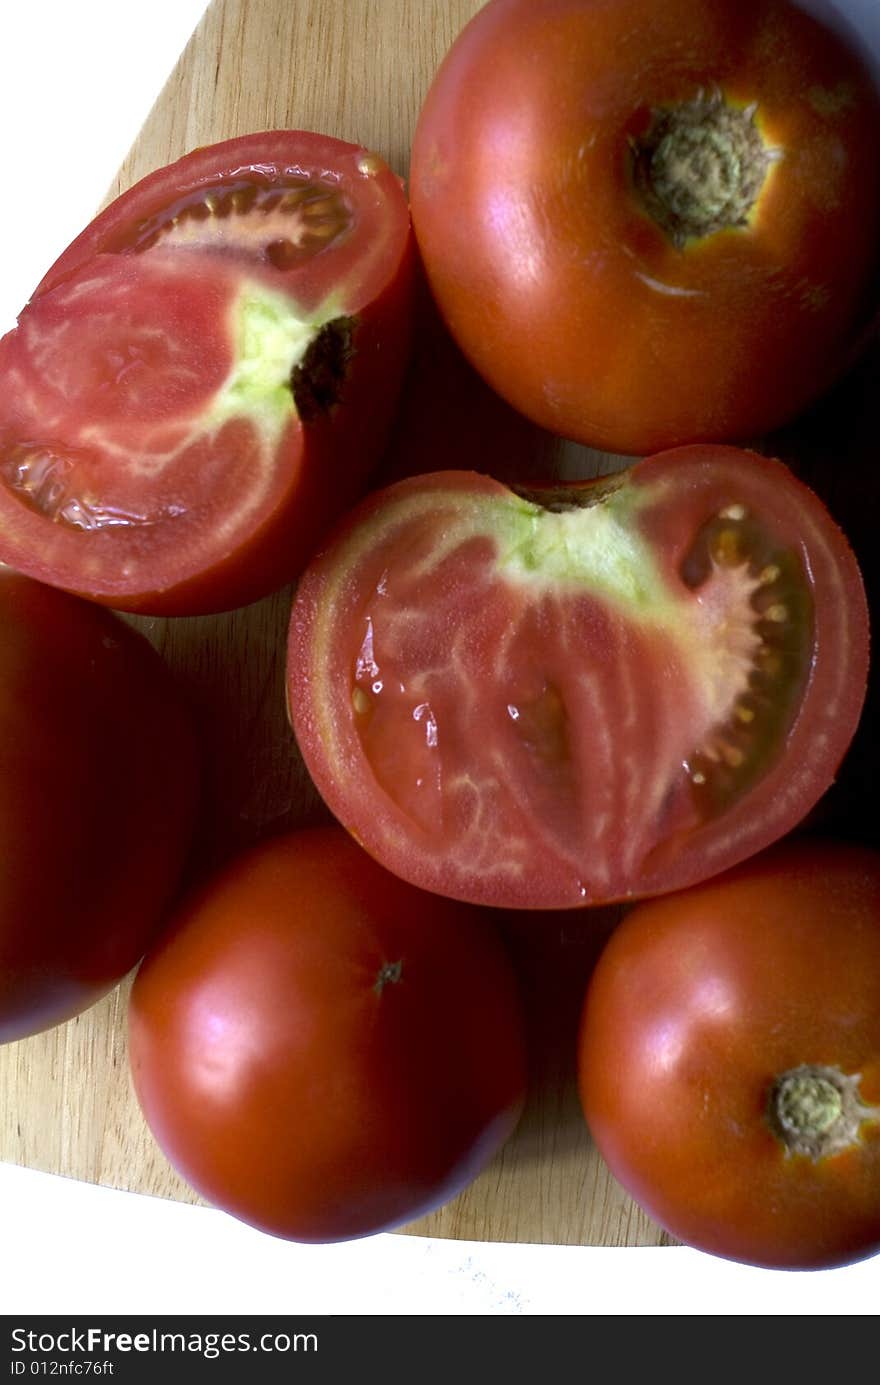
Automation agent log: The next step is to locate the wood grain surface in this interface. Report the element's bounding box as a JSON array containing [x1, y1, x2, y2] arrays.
[[0, 0, 677, 1247]]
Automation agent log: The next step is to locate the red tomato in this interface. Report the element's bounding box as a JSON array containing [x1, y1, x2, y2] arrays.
[[286, 446, 868, 910], [577, 841, 880, 1270], [410, 0, 880, 454], [128, 827, 527, 1242], [0, 132, 414, 614], [0, 572, 197, 1042]]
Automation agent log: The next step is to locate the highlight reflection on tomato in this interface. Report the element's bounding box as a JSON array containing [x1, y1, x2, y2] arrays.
[[128, 827, 527, 1243], [0, 132, 414, 614], [0, 572, 197, 1042], [410, 0, 880, 453], [577, 841, 880, 1270], [287, 446, 867, 910]]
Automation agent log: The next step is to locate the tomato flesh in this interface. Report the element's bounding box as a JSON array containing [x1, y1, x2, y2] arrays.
[[0, 133, 414, 614], [288, 447, 867, 910]]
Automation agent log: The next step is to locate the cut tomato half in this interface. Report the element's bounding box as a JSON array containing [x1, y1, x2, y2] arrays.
[[0, 132, 414, 614], [287, 447, 869, 910]]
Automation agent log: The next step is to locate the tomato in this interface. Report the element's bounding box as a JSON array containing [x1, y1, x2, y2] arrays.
[[0, 132, 414, 614], [128, 826, 527, 1242], [410, 0, 880, 454], [577, 840, 880, 1270], [0, 572, 197, 1043], [286, 446, 867, 911]]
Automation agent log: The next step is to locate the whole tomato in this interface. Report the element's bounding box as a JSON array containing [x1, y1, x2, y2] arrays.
[[577, 841, 880, 1270], [410, 0, 880, 453], [128, 827, 527, 1242], [0, 573, 197, 1042]]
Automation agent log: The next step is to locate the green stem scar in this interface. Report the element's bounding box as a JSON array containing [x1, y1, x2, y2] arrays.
[[374, 960, 403, 994], [767, 1064, 880, 1161], [204, 285, 353, 442], [632, 89, 780, 246]]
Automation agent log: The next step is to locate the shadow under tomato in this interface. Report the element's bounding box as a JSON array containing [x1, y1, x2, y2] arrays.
[[126, 587, 333, 888], [495, 904, 623, 1167], [375, 256, 631, 489], [768, 339, 880, 849]]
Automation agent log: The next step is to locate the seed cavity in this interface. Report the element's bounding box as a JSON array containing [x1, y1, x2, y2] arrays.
[[678, 502, 813, 819], [121, 177, 354, 261]]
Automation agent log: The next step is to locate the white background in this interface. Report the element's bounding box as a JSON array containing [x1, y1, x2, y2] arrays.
[[0, 0, 879, 1316]]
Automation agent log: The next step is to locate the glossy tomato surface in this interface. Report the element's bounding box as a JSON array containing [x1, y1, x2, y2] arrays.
[[0, 132, 413, 614], [287, 447, 868, 910], [0, 573, 197, 1042], [128, 827, 527, 1242], [410, 0, 880, 453], [577, 841, 880, 1270]]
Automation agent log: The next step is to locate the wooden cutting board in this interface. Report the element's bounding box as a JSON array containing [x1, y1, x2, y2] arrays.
[[0, 0, 680, 1248]]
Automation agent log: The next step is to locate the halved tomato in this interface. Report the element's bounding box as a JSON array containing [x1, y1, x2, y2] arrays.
[[0, 132, 414, 614], [287, 446, 868, 910]]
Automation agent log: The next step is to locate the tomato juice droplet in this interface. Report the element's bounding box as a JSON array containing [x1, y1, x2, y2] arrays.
[[0, 445, 180, 531], [349, 600, 447, 833]]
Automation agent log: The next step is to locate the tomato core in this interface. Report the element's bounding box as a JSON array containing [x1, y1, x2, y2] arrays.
[[633, 91, 777, 245], [768, 1064, 879, 1161], [290, 317, 355, 420]]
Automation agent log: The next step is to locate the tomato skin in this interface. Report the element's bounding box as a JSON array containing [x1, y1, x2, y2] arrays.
[[0, 132, 414, 615], [577, 841, 880, 1270], [287, 448, 868, 911], [0, 572, 198, 1042], [410, 0, 880, 454], [128, 827, 527, 1242]]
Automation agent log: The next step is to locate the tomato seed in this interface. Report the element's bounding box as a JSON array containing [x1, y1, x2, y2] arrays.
[[758, 564, 781, 585]]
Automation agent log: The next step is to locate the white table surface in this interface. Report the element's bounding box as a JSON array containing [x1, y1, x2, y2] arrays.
[[0, 0, 878, 1315]]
